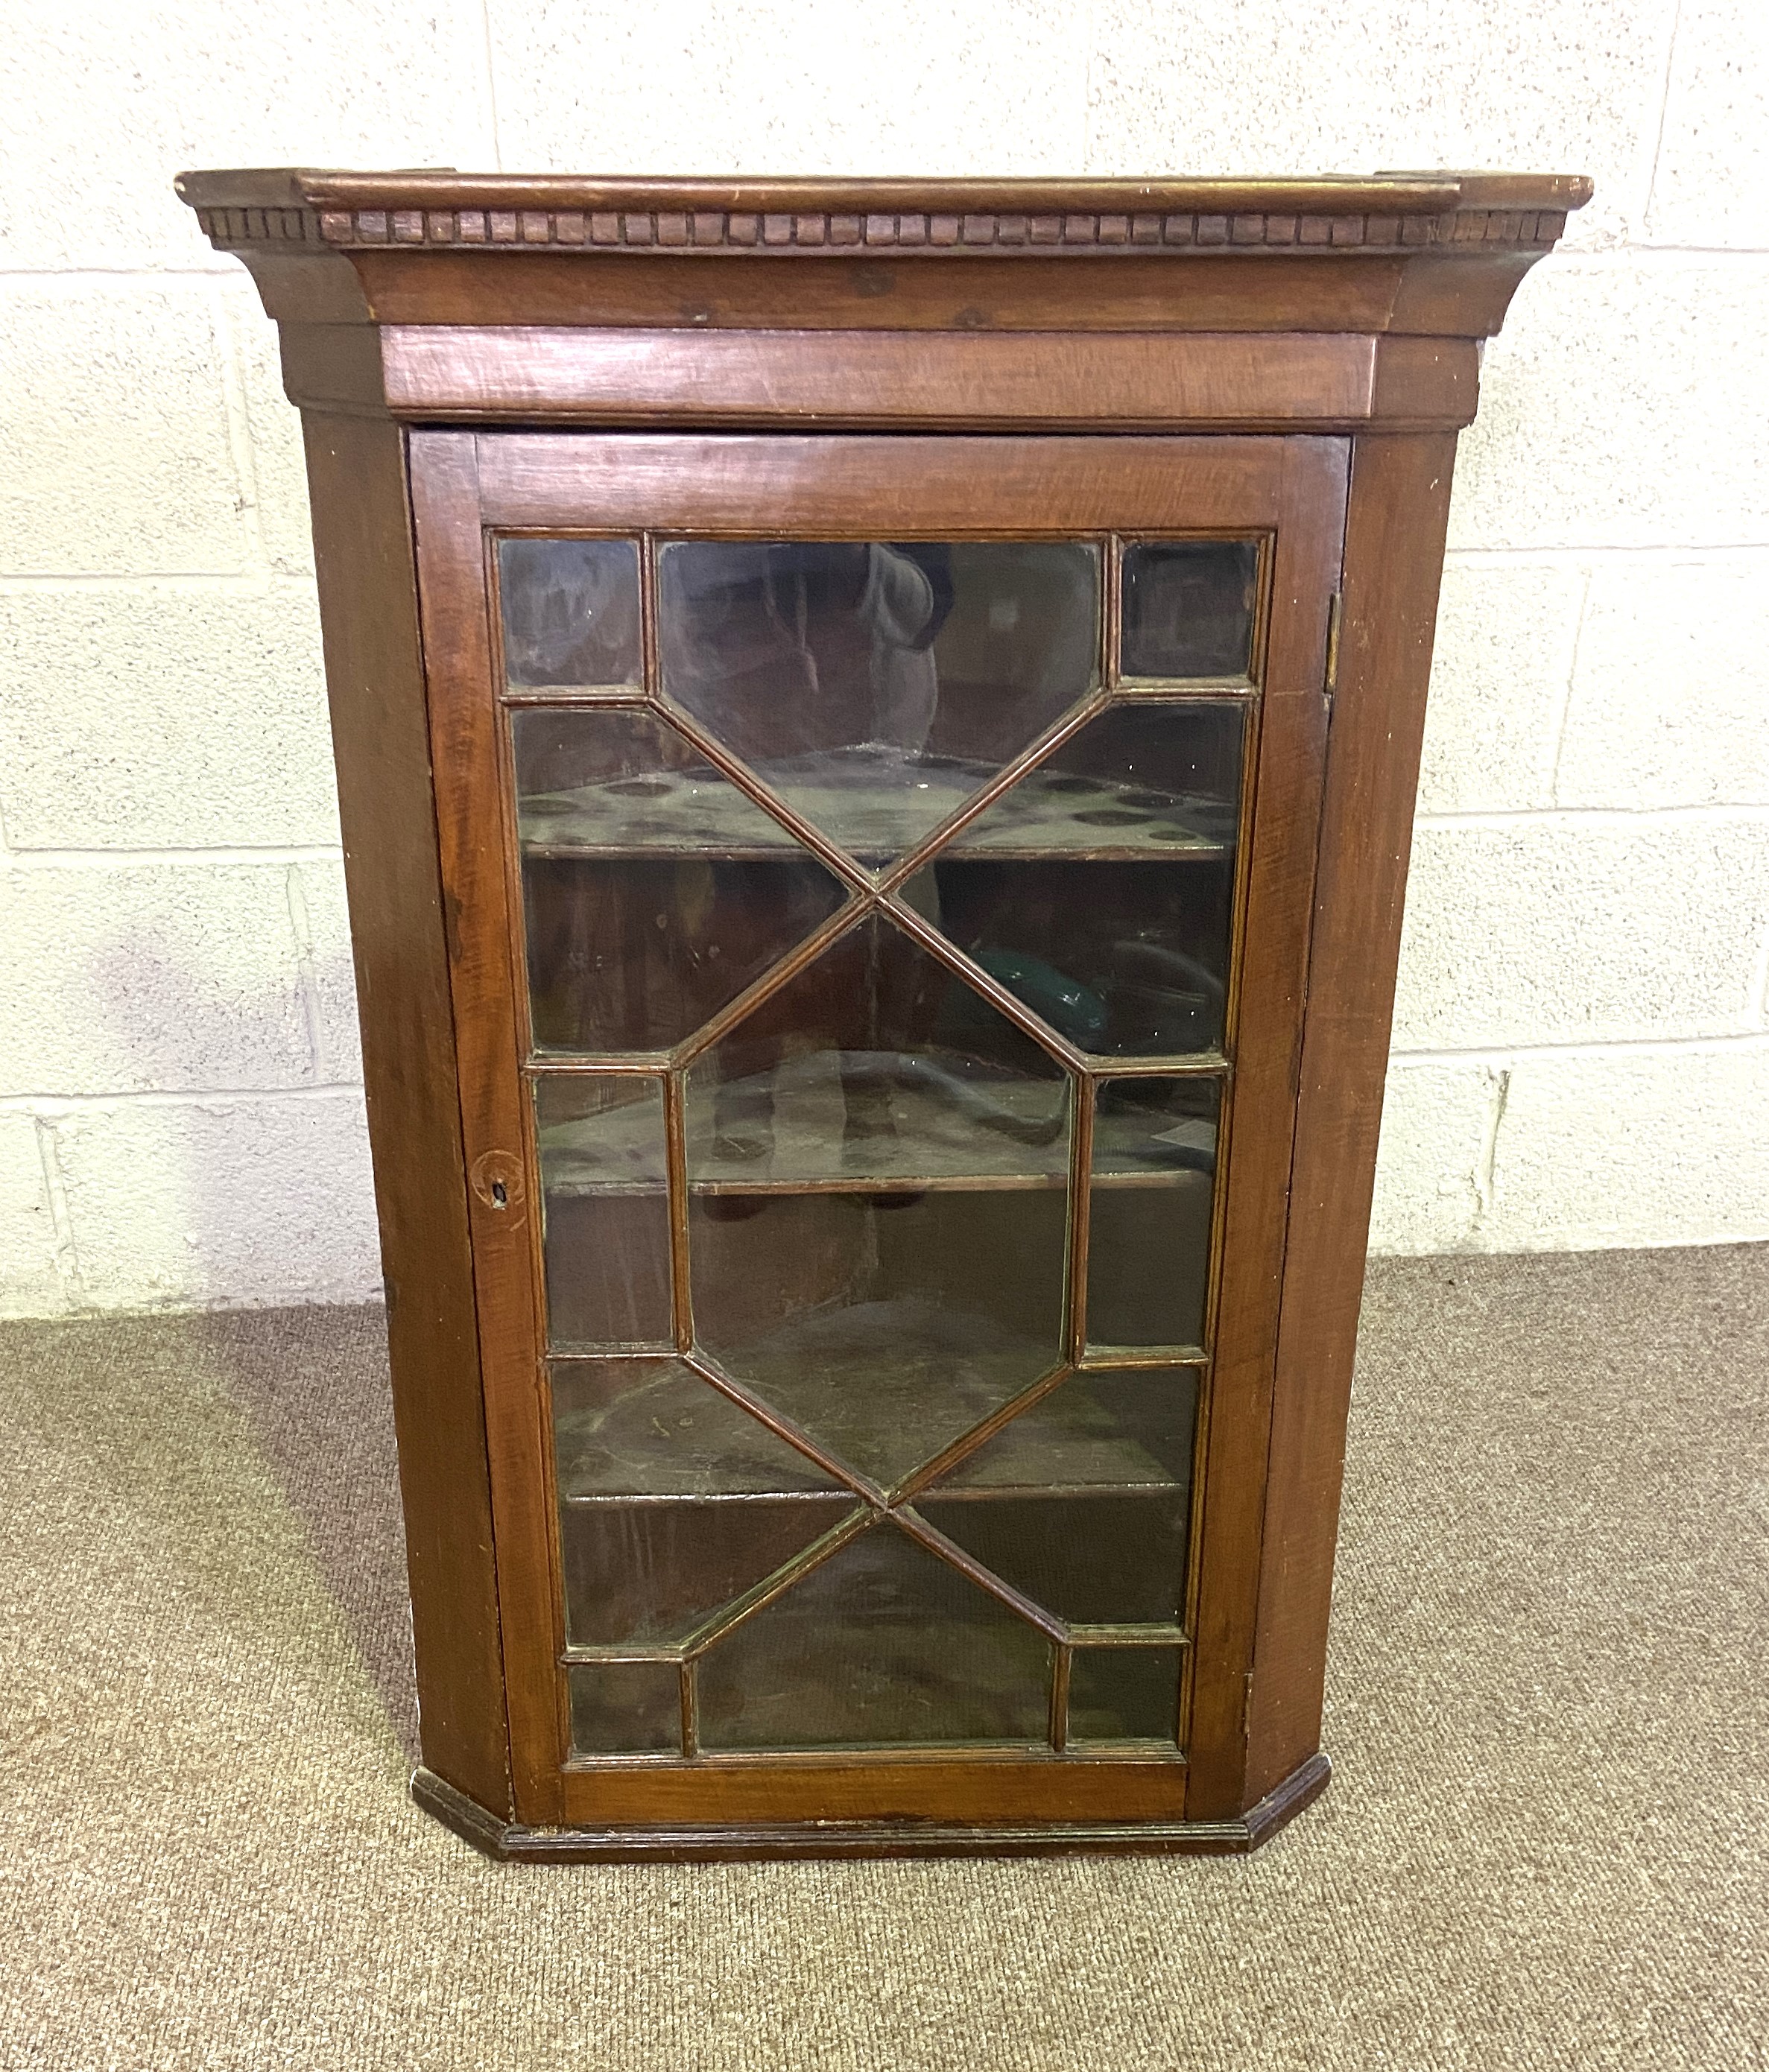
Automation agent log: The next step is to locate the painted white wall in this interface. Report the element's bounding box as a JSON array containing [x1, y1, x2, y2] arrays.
[[2, 1, 1766, 1314]]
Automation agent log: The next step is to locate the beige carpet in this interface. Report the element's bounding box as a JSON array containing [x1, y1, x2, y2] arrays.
[[1, 1246, 1765, 2070]]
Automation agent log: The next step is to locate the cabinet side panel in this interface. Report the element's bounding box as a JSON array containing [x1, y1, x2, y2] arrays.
[[300, 412, 512, 1813], [1244, 432, 1458, 1801]]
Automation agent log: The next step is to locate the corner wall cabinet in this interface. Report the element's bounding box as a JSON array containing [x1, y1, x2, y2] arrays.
[[181, 168, 1586, 1860]]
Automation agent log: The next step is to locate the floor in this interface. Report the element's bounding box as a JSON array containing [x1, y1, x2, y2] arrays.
[[1, 1246, 1765, 2071]]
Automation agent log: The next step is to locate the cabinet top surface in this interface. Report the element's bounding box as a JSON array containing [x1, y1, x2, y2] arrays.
[[178, 166, 1589, 257]]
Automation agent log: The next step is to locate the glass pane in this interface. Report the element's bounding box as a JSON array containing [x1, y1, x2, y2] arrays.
[[552, 1357, 840, 1496], [560, 1495, 858, 1647], [1121, 540, 1259, 680], [1089, 1078, 1220, 1350], [536, 1075, 671, 1349], [1069, 1646, 1183, 1743], [908, 703, 1243, 1056], [514, 706, 848, 1053], [915, 1491, 1189, 1625], [697, 1521, 1051, 1749], [499, 536, 642, 689], [658, 542, 1101, 865], [937, 1363, 1199, 1492], [686, 915, 1069, 1486], [920, 1367, 1197, 1626], [569, 1660, 680, 1755]]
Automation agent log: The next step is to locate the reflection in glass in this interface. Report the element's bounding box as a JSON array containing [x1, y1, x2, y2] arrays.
[[551, 1356, 856, 1653], [499, 536, 642, 689], [697, 1521, 1051, 1748], [916, 1491, 1189, 1625], [552, 1357, 841, 1496], [560, 1494, 856, 1647], [658, 541, 1101, 864], [907, 702, 1243, 1056], [1089, 1079, 1221, 1351], [569, 1660, 680, 1755], [920, 1367, 1198, 1626], [1068, 1647, 1183, 1743], [513, 707, 848, 1052], [938, 1364, 1199, 1492], [686, 916, 1069, 1485], [535, 1076, 671, 1349], [1121, 540, 1259, 680]]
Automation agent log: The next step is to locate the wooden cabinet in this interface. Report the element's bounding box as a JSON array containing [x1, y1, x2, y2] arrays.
[[180, 168, 1586, 1859]]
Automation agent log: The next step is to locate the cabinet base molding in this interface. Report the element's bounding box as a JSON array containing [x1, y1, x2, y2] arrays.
[[410, 1750, 1331, 1863]]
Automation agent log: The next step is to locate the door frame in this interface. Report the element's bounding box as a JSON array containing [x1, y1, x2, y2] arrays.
[[408, 430, 1347, 1831]]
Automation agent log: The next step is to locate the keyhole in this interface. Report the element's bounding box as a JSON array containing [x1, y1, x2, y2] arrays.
[[470, 1150, 522, 1218]]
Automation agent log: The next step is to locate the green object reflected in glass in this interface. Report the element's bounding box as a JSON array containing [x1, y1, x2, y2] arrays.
[[908, 702, 1244, 1056]]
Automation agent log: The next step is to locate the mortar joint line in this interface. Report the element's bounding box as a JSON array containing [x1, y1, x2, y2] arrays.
[[0, 572, 315, 594], [0, 1086, 366, 1115], [2, 846, 344, 870], [1417, 803, 1769, 831], [1443, 545, 1769, 566], [1389, 1030, 1769, 1067]]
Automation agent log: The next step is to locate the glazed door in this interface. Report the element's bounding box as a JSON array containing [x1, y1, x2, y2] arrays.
[[411, 433, 1346, 1833]]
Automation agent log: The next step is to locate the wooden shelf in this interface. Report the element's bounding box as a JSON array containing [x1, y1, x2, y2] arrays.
[[555, 1352, 1189, 1504], [519, 747, 1236, 865], [537, 1062, 1217, 1197]]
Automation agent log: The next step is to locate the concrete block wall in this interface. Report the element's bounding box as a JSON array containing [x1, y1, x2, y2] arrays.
[[2, 1, 1765, 1313]]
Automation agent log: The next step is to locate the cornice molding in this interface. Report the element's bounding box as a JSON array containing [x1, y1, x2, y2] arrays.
[[179, 171, 1589, 262]]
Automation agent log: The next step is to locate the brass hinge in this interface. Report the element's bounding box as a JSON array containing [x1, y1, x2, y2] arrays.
[[1323, 589, 1344, 709]]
